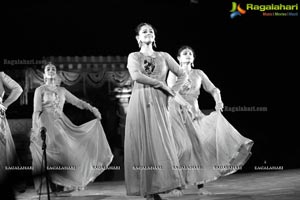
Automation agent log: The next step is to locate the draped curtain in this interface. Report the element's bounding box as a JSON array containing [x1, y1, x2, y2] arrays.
[[21, 68, 132, 105]]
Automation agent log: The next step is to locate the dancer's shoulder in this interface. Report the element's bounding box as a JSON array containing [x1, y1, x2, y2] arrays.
[[194, 69, 204, 76], [128, 52, 139, 58]]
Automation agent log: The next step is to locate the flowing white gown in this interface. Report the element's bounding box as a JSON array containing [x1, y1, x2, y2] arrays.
[[168, 69, 254, 185], [124, 52, 187, 197], [30, 84, 113, 193]]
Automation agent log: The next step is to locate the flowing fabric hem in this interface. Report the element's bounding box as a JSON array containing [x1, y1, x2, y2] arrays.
[[52, 154, 114, 188], [30, 115, 114, 191], [126, 183, 185, 197], [86, 155, 114, 183], [0, 117, 18, 166], [192, 140, 254, 186]]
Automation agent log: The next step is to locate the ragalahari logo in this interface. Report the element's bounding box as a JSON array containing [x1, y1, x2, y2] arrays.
[[230, 2, 246, 19]]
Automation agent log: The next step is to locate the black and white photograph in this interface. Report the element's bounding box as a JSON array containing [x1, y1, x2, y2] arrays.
[[2, 0, 299, 199]]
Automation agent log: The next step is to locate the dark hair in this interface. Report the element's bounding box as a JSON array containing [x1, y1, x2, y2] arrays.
[[177, 45, 196, 58], [135, 22, 157, 36]]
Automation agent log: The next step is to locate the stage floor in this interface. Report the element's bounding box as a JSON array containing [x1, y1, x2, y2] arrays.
[[16, 168, 300, 200]]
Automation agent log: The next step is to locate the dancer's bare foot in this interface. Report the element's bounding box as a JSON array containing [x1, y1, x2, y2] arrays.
[[160, 189, 183, 198], [198, 188, 212, 195], [76, 186, 85, 191], [59, 186, 75, 193]]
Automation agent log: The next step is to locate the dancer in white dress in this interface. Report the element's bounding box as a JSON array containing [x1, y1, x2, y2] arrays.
[[124, 23, 188, 200], [168, 46, 254, 194], [30, 63, 113, 194]]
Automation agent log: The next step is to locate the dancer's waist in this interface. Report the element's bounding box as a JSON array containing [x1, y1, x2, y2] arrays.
[[42, 107, 63, 116], [180, 93, 199, 101]]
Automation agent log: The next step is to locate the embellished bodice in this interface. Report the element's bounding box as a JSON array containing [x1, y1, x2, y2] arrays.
[[178, 70, 203, 113], [32, 84, 93, 131], [33, 84, 92, 120], [41, 86, 65, 116], [168, 68, 217, 115], [133, 52, 172, 82], [179, 70, 202, 98]]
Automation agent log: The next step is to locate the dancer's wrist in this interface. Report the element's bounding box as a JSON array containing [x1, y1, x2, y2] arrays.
[[0, 103, 7, 111]]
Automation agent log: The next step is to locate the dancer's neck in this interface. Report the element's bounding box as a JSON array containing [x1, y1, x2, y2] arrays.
[[45, 78, 56, 88], [181, 63, 192, 73], [140, 44, 154, 57]]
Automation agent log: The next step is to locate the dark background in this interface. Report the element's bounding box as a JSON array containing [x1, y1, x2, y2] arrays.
[[2, 0, 299, 181]]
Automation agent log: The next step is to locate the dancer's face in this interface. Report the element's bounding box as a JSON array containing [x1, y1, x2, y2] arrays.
[[136, 25, 155, 45], [178, 48, 194, 65], [44, 64, 57, 79]]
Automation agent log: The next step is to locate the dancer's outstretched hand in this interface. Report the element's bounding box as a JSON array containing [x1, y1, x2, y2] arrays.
[[0, 103, 7, 113], [215, 101, 224, 112], [92, 107, 102, 119]]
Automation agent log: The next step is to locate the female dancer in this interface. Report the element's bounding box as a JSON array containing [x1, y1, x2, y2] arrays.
[[167, 46, 254, 194], [30, 63, 113, 194], [0, 71, 23, 180], [124, 23, 187, 200]]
